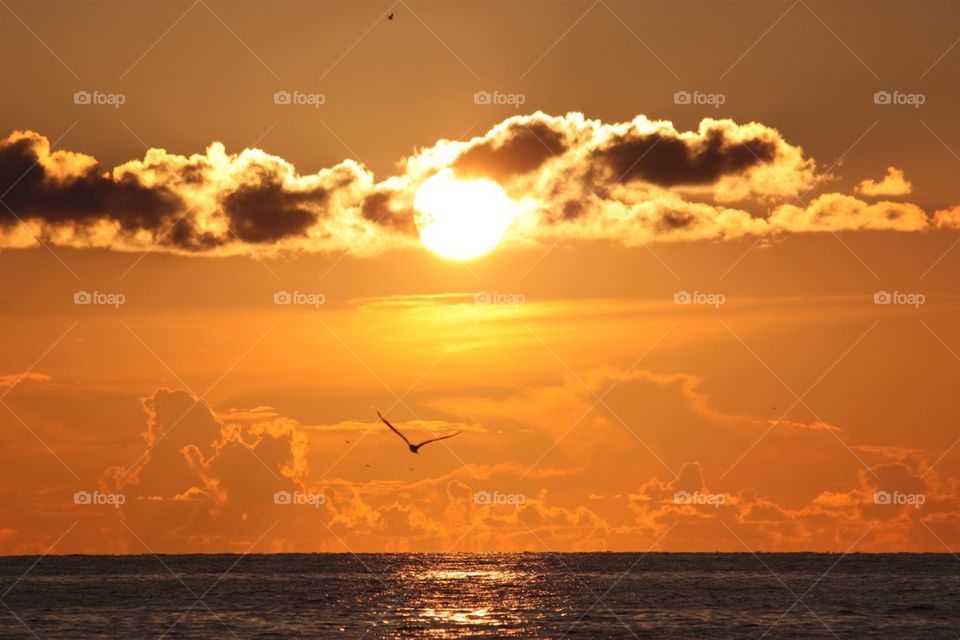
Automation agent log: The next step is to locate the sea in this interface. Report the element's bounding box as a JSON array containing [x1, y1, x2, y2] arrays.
[[0, 553, 957, 638]]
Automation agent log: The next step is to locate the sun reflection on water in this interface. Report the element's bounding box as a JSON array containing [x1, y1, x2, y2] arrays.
[[392, 564, 544, 637]]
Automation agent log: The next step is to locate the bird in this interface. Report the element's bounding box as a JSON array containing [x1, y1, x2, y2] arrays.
[[377, 411, 462, 454], [387, 12, 394, 20]]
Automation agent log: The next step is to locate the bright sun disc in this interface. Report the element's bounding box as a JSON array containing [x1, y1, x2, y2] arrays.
[[413, 170, 516, 260]]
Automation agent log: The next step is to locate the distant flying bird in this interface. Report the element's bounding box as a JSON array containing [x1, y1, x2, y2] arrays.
[[387, 12, 394, 20], [377, 411, 462, 454]]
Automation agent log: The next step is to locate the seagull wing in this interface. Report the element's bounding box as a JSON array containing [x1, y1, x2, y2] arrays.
[[377, 411, 411, 446], [414, 431, 463, 448]]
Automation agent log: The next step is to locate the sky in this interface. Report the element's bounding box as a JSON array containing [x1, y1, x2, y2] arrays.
[[2, 0, 960, 554]]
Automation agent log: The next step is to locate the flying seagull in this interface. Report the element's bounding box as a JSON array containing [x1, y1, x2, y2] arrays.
[[377, 411, 462, 454]]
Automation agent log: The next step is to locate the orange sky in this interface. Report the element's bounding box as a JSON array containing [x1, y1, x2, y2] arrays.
[[2, 0, 960, 554]]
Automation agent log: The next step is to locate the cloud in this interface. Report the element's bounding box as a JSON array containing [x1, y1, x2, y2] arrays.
[[0, 131, 181, 232], [418, 112, 817, 200], [621, 449, 960, 552], [768, 193, 929, 232], [6, 368, 957, 553], [855, 166, 912, 197], [104, 388, 309, 500], [933, 205, 960, 229], [451, 119, 568, 182], [0, 130, 413, 256], [426, 364, 838, 440], [589, 120, 781, 190], [0, 114, 955, 257], [301, 416, 485, 434], [0, 372, 52, 388]]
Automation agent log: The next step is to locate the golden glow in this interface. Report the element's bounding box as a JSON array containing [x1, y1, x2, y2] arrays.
[[413, 170, 517, 260]]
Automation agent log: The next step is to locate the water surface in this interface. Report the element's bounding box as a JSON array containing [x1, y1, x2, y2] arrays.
[[0, 553, 956, 638]]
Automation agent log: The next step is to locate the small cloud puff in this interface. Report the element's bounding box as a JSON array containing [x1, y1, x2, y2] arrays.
[[855, 166, 913, 197]]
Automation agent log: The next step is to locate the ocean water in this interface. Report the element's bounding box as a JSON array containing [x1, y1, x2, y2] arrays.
[[0, 553, 957, 638]]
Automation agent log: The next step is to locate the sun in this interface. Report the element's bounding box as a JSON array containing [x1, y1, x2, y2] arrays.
[[413, 170, 517, 260]]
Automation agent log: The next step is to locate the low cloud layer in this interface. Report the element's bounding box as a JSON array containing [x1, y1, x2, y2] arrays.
[[0, 114, 956, 257], [8, 368, 952, 554]]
